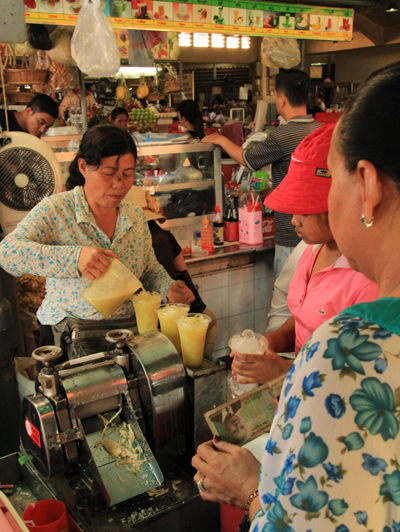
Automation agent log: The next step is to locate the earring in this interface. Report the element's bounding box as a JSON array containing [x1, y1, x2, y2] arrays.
[[361, 213, 374, 228]]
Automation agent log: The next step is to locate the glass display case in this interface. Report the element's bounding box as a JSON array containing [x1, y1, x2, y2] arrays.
[[135, 142, 222, 230]]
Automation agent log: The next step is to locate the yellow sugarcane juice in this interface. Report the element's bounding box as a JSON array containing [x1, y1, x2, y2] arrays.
[[155, 303, 189, 354], [132, 291, 162, 334], [82, 258, 143, 319], [176, 313, 212, 369]]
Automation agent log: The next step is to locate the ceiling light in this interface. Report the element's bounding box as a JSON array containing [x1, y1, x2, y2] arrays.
[[387, 3, 398, 12], [114, 67, 158, 79]]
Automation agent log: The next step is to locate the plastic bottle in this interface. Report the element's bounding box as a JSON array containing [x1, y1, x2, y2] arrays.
[[70, 107, 76, 128], [213, 206, 224, 246], [201, 217, 214, 253]]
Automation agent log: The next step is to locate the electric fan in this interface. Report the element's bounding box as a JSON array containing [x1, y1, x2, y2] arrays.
[[0, 132, 63, 237]]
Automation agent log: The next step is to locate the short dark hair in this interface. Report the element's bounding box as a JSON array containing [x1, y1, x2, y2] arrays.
[[27, 94, 59, 119], [275, 69, 310, 108], [66, 124, 137, 190], [337, 60, 400, 191], [111, 107, 129, 122]]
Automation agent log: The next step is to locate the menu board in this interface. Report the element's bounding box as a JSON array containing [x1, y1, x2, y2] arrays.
[[24, 0, 353, 41]]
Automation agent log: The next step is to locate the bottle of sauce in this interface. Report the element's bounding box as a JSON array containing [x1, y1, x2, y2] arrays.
[[213, 206, 224, 246], [201, 217, 214, 253]]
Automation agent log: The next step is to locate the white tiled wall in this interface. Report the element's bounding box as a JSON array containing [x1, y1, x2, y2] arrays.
[[189, 250, 275, 359]]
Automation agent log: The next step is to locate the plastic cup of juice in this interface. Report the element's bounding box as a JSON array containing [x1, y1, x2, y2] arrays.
[[156, 303, 189, 354], [82, 258, 143, 319], [176, 313, 212, 369], [113, 1, 123, 16], [132, 290, 162, 334]]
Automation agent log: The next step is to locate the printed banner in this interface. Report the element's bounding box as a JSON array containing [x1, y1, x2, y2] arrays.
[[24, 0, 353, 41]]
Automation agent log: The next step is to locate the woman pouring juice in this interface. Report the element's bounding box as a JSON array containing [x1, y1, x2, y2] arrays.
[[0, 124, 194, 359]]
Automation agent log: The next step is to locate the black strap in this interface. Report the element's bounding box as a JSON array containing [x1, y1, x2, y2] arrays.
[[176, 270, 206, 314]]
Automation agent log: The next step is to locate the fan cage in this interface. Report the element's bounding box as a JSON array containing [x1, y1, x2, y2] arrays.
[[0, 147, 56, 212]]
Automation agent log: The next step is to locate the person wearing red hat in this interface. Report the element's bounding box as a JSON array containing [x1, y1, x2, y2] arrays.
[[230, 124, 379, 384]]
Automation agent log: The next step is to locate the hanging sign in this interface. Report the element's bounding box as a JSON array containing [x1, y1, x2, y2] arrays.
[[24, 0, 353, 41]]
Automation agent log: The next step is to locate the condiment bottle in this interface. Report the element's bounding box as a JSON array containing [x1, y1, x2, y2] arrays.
[[201, 216, 214, 253], [213, 206, 224, 246]]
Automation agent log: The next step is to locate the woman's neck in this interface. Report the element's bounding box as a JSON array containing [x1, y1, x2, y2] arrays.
[[86, 199, 118, 241], [311, 241, 341, 275]]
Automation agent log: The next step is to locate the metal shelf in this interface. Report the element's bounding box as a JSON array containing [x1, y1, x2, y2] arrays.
[[151, 180, 214, 192]]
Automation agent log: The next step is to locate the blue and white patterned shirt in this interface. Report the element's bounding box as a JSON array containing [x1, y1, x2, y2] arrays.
[[0, 187, 173, 324], [252, 298, 400, 532]]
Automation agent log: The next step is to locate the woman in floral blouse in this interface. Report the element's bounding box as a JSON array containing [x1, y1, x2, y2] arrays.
[[192, 61, 400, 531]]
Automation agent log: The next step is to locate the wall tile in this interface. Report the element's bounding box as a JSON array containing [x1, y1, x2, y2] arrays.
[[254, 254, 274, 280], [254, 276, 275, 311], [228, 280, 254, 316], [229, 312, 255, 336], [214, 317, 230, 351], [221, 271, 229, 288], [228, 265, 254, 286], [201, 272, 223, 291], [201, 287, 223, 319], [254, 306, 270, 335]]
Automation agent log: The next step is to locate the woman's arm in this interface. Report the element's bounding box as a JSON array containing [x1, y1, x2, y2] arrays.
[[0, 199, 82, 279]]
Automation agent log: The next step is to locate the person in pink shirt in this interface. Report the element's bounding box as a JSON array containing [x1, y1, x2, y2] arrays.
[[231, 124, 379, 384]]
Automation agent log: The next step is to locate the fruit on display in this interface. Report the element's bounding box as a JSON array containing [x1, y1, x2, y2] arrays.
[[137, 83, 149, 99], [116, 85, 125, 100], [116, 74, 130, 101], [129, 107, 158, 133]]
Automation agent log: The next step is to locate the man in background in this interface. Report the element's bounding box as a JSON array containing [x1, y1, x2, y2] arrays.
[[0, 94, 58, 138], [202, 69, 322, 278]]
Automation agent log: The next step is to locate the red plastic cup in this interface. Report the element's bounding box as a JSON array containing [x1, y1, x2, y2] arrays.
[[23, 500, 69, 532]]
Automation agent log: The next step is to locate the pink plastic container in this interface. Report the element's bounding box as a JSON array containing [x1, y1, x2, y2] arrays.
[[23, 500, 69, 532], [239, 207, 263, 245]]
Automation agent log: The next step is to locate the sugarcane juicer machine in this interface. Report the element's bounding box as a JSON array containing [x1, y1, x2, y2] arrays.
[[19, 328, 226, 530]]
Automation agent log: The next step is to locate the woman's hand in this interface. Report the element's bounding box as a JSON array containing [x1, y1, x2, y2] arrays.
[[78, 247, 120, 281], [231, 347, 292, 385], [192, 437, 260, 508], [167, 280, 195, 305], [201, 133, 222, 145]]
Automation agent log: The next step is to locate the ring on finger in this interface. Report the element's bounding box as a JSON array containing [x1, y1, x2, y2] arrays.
[[197, 477, 207, 492]]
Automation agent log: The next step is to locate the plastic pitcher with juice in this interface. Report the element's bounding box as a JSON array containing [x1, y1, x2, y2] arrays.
[[156, 303, 189, 354], [82, 258, 143, 318], [176, 313, 212, 369], [132, 291, 162, 334]]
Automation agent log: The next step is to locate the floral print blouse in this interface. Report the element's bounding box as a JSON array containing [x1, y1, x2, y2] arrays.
[[252, 298, 400, 532], [0, 187, 173, 325]]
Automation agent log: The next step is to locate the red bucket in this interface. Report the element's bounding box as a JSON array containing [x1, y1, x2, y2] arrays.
[[23, 500, 69, 532]]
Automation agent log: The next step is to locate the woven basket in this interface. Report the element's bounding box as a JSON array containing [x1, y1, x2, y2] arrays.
[[1, 92, 36, 105], [147, 92, 165, 101], [164, 79, 181, 94], [4, 68, 49, 86]]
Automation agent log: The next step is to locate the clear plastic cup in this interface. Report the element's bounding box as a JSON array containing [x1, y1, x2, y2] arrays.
[[228, 329, 268, 395], [82, 258, 143, 319], [176, 313, 212, 369], [132, 290, 162, 334], [155, 303, 190, 354]]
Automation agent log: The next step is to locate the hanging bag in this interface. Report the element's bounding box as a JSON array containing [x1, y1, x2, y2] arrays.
[[71, 0, 120, 77]]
